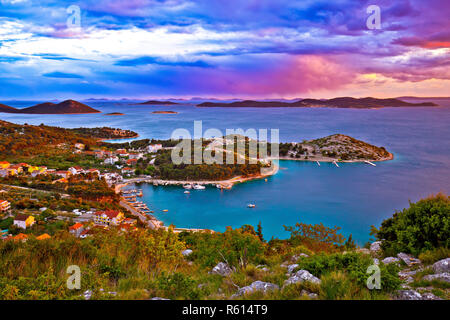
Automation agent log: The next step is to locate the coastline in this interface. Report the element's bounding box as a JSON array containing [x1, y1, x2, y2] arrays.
[[116, 153, 393, 232], [98, 134, 140, 142]]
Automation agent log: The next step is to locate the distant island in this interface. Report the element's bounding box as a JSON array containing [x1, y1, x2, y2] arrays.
[[151, 111, 178, 114], [0, 100, 101, 114], [197, 97, 438, 109], [138, 100, 179, 105], [105, 112, 125, 116]]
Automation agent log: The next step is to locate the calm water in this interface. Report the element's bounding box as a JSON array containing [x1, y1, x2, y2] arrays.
[[1, 99, 449, 244]]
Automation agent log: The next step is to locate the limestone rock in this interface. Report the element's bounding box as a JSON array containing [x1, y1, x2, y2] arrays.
[[287, 264, 299, 274], [233, 281, 279, 297], [284, 270, 321, 286], [394, 290, 422, 300], [382, 257, 400, 265], [432, 258, 450, 274], [397, 252, 421, 267], [211, 262, 233, 276], [423, 272, 450, 283], [182, 249, 193, 257]]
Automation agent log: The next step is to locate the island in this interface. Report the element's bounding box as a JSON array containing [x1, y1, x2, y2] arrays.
[[0, 100, 101, 114], [151, 111, 178, 114], [197, 97, 438, 109], [138, 100, 179, 105], [105, 112, 125, 116], [278, 134, 393, 162]]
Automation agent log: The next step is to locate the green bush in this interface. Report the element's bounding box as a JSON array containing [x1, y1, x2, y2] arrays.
[[375, 193, 449, 256]]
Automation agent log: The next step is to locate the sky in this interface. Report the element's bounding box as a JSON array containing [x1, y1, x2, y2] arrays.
[[0, 0, 449, 100]]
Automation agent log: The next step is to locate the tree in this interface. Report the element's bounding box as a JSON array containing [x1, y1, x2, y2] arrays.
[[256, 221, 264, 242], [376, 193, 449, 255]]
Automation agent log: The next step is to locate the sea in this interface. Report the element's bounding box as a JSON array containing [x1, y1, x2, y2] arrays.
[[1, 98, 449, 244]]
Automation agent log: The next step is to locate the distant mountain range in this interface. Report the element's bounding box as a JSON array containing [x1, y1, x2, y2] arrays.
[[0, 100, 101, 114], [197, 97, 439, 108]]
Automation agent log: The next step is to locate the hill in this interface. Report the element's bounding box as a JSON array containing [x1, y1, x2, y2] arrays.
[[0, 103, 18, 113], [197, 97, 438, 108], [17, 100, 101, 114], [138, 100, 179, 105], [0, 100, 101, 114], [278, 134, 392, 161]]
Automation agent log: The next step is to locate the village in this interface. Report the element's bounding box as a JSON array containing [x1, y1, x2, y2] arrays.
[[0, 141, 167, 242]]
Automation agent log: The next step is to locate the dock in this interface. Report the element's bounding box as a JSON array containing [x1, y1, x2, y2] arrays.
[[364, 160, 377, 167], [333, 161, 339, 168], [316, 161, 320, 166]]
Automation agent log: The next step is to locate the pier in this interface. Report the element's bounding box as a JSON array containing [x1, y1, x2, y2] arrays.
[[364, 160, 377, 166]]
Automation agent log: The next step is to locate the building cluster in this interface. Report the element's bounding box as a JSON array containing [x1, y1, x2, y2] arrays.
[[69, 211, 137, 238], [0, 161, 47, 177]]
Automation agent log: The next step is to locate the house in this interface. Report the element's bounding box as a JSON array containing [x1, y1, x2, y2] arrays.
[[104, 156, 119, 165], [28, 166, 47, 175], [0, 161, 10, 169], [79, 228, 92, 239], [36, 233, 51, 240], [55, 170, 71, 179], [116, 149, 129, 157], [126, 158, 138, 166], [128, 153, 143, 160], [0, 200, 11, 213], [9, 164, 23, 174], [69, 166, 84, 175], [93, 210, 124, 226], [121, 167, 135, 175], [13, 214, 35, 229], [148, 144, 162, 153], [69, 223, 84, 237], [75, 143, 85, 150], [93, 150, 105, 159]]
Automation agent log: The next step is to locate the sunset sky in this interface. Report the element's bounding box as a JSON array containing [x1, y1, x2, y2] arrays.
[[0, 0, 449, 99]]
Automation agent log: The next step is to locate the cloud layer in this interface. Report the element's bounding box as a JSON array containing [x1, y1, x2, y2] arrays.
[[0, 0, 449, 99]]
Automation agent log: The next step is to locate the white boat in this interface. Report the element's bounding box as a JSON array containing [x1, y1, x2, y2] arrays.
[[193, 184, 206, 190], [184, 190, 190, 194], [183, 184, 192, 189], [247, 204, 256, 208]]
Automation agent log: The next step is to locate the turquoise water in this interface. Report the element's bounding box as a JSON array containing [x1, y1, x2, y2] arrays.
[[1, 99, 449, 243]]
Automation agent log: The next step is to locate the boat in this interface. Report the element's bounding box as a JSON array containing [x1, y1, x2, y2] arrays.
[[183, 184, 192, 189], [193, 184, 206, 190], [162, 209, 169, 212], [184, 190, 190, 194], [247, 204, 256, 208]]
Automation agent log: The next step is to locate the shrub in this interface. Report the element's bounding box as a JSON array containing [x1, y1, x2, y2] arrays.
[[375, 193, 449, 256]]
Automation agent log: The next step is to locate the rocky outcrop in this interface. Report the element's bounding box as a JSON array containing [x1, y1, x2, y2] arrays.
[[397, 253, 421, 267], [395, 290, 442, 300], [211, 262, 233, 276], [284, 270, 321, 286], [232, 281, 279, 298], [182, 249, 193, 257], [423, 272, 450, 283], [394, 290, 423, 300], [287, 264, 299, 274], [432, 258, 450, 274], [382, 257, 400, 265]]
